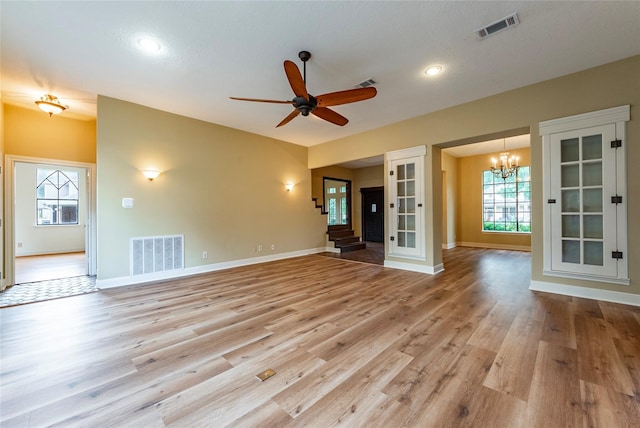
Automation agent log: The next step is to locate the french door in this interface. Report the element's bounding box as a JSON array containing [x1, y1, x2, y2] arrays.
[[388, 150, 425, 258]]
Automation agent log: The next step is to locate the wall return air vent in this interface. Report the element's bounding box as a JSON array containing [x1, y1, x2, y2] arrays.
[[476, 13, 520, 39], [130, 234, 184, 276]]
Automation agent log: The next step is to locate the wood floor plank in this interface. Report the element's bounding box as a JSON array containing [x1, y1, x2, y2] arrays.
[[2, 248, 639, 426], [466, 301, 519, 352], [598, 301, 640, 342], [575, 314, 636, 396], [580, 380, 640, 428], [271, 310, 409, 417], [539, 296, 577, 349], [524, 341, 583, 427], [483, 309, 544, 401], [226, 400, 293, 428], [158, 349, 325, 426], [283, 347, 413, 426], [407, 345, 526, 427]]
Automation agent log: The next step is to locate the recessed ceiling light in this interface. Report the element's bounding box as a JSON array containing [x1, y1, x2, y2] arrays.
[[425, 65, 443, 76], [137, 37, 161, 53]]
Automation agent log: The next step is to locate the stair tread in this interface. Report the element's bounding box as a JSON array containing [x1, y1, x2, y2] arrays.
[[340, 242, 367, 253]]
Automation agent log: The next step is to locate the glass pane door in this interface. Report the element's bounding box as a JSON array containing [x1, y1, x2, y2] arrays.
[[389, 156, 423, 258], [550, 124, 617, 276], [396, 162, 416, 249]]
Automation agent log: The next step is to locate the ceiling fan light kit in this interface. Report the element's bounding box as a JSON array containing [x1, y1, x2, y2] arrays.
[[230, 50, 377, 127]]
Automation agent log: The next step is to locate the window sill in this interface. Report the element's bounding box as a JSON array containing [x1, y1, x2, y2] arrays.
[[481, 230, 531, 235]]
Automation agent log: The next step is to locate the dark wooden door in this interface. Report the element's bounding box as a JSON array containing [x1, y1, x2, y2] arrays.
[[361, 187, 384, 242]]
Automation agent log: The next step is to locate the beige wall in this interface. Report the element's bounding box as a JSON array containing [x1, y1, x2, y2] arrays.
[[454, 149, 531, 250], [309, 55, 640, 297], [97, 96, 326, 280], [4, 104, 96, 163]]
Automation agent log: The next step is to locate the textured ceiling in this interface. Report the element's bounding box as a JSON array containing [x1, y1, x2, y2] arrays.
[[1, 1, 639, 147]]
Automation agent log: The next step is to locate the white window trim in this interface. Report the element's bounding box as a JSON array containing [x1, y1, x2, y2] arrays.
[[540, 105, 629, 285]]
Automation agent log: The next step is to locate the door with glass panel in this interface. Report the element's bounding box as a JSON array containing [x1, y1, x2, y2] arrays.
[[323, 178, 351, 228], [549, 124, 617, 276], [389, 156, 423, 258]]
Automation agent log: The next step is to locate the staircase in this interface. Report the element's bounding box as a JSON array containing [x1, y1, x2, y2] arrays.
[[327, 225, 366, 253]]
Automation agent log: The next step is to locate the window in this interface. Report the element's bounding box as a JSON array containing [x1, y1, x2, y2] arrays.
[[482, 166, 531, 232], [36, 169, 79, 225]]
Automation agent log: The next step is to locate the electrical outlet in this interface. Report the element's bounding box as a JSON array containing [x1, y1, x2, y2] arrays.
[[258, 244, 263, 252], [17, 242, 23, 248], [271, 244, 275, 250], [202, 251, 208, 259]]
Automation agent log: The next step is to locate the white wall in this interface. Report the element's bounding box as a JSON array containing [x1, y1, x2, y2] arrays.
[[15, 162, 86, 256]]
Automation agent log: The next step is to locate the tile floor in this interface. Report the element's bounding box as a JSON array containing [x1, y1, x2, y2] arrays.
[[0, 276, 97, 308]]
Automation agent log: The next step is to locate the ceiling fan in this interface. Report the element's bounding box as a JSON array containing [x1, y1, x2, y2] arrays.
[[230, 51, 377, 127]]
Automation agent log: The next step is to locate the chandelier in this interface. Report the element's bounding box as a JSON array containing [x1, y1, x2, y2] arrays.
[[490, 139, 519, 180], [35, 94, 68, 117]]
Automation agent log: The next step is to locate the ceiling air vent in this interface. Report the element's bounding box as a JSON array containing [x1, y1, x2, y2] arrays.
[[476, 13, 519, 39], [355, 78, 377, 88]]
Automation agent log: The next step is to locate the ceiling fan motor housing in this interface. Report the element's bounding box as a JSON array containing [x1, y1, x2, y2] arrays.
[[294, 95, 317, 116]]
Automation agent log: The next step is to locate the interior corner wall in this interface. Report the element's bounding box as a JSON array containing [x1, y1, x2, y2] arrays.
[[455, 148, 532, 250], [3, 104, 96, 163], [308, 55, 640, 298], [441, 151, 457, 248], [96, 96, 327, 281]]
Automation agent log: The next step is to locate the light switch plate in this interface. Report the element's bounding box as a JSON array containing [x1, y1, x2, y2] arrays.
[[122, 198, 134, 208]]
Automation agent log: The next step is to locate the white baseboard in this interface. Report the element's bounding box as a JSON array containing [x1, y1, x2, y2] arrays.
[[16, 249, 85, 257], [383, 259, 444, 275], [529, 280, 640, 307], [457, 241, 531, 252], [442, 242, 456, 250], [97, 247, 329, 289]]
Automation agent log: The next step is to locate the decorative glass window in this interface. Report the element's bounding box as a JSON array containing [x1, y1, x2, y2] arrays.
[[328, 198, 337, 225], [482, 166, 531, 232], [36, 169, 79, 225]]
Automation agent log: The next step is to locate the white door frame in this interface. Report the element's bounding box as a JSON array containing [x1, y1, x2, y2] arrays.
[[4, 155, 97, 285]]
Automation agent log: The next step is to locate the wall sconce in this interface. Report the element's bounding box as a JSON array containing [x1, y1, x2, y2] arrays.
[[285, 183, 295, 192], [35, 94, 68, 117], [141, 170, 160, 181]]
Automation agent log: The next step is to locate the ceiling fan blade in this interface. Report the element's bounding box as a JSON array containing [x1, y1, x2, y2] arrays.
[[230, 97, 292, 104], [312, 107, 349, 126], [284, 60, 308, 100], [316, 87, 377, 107], [276, 109, 301, 127]]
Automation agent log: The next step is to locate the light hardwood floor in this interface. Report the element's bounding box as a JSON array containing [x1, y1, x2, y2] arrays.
[[1, 248, 638, 427], [14, 252, 86, 284]]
